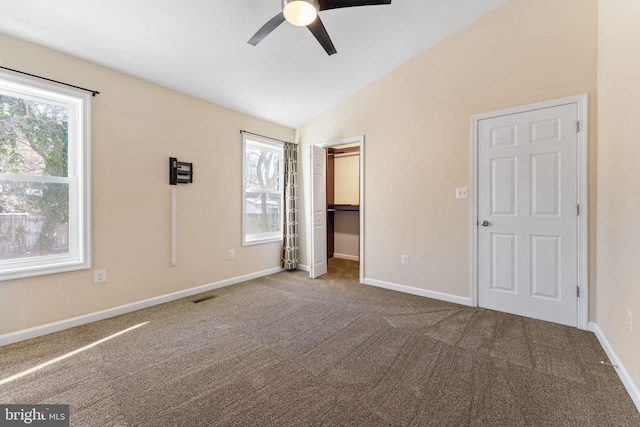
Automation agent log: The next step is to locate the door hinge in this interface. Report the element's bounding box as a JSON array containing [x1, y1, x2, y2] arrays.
[[577, 204, 581, 216], [577, 286, 580, 298], [576, 121, 581, 133]]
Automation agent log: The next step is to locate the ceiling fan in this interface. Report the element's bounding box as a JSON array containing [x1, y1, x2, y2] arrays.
[[248, 0, 392, 56]]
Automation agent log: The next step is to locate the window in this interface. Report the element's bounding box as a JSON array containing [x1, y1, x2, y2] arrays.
[[242, 134, 283, 245], [0, 71, 91, 281]]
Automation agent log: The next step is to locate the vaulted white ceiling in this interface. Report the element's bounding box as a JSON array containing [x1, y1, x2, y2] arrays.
[[0, 0, 507, 128]]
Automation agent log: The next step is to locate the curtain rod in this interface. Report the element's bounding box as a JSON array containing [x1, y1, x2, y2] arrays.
[[0, 65, 100, 97], [240, 130, 293, 145]]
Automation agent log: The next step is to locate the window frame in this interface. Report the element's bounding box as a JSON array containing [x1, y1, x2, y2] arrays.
[[242, 133, 284, 246], [0, 71, 91, 281]]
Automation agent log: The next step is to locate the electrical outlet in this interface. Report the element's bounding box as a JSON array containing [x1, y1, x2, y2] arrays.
[[456, 187, 468, 199], [628, 309, 633, 333], [228, 249, 235, 260], [401, 255, 409, 266], [94, 269, 107, 284]]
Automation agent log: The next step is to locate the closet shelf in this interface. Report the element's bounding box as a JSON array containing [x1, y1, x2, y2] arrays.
[[328, 204, 359, 212]]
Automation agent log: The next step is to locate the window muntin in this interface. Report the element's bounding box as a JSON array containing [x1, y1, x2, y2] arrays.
[[0, 72, 91, 281], [242, 135, 283, 245]]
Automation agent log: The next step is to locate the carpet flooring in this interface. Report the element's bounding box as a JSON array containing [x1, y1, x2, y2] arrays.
[[1, 259, 638, 426]]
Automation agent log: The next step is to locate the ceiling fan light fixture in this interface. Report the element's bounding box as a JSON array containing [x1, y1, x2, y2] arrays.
[[282, 0, 318, 26]]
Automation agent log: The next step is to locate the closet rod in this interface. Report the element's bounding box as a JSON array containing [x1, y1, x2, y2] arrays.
[[329, 152, 359, 158]]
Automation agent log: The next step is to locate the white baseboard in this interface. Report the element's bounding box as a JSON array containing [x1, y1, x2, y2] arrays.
[[363, 278, 472, 307], [296, 264, 310, 272], [0, 267, 284, 348], [333, 253, 360, 262], [589, 322, 640, 412]]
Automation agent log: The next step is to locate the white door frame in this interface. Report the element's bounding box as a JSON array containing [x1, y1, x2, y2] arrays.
[[471, 94, 589, 330], [310, 135, 365, 283]]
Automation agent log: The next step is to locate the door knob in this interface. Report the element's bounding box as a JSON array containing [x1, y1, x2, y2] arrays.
[[481, 220, 490, 227]]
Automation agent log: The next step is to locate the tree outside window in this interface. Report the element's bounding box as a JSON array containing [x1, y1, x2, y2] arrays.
[[242, 135, 283, 245], [0, 94, 69, 259]]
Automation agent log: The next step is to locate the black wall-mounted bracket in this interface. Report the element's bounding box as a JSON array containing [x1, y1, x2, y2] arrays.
[[169, 157, 193, 185]]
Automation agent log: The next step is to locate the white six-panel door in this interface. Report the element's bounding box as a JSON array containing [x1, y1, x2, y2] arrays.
[[477, 103, 579, 326], [310, 145, 327, 278]]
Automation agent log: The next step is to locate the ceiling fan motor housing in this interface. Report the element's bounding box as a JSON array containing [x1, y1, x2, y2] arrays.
[[282, 0, 320, 26]]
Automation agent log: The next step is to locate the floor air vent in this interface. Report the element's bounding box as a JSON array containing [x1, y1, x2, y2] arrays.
[[192, 295, 217, 304]]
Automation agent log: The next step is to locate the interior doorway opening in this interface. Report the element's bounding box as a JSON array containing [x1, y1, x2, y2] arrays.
[[310, 136, 364, 283], [327, 144, 360, 270]]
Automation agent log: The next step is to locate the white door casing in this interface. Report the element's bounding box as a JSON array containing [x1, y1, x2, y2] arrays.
[[310, 145, 327, 278], [473, 95, 588, 328]]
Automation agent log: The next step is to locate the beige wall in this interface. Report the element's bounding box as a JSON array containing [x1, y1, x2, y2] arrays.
[[334, 155, 360, 205], [0, 33, 293, 335], [333, 154, 360, 259], [333, 211, 359, 260], [297, 0, 598, 301], [596, 0, 640, 392]]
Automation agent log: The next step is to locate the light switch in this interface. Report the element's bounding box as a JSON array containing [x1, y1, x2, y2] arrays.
[[456, 187, 468, 199]]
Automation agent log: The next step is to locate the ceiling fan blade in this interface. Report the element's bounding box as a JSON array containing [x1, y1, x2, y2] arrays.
[[319, 0, 391, 11], [247, 12, 286, 46], [307, 16, 337, 55]]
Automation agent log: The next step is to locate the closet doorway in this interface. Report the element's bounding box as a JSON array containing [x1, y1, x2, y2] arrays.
[[310, 136, 364, 283]]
